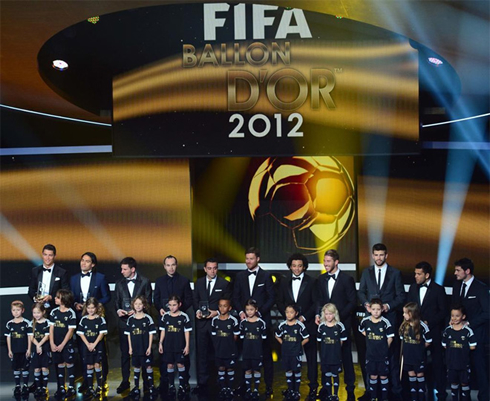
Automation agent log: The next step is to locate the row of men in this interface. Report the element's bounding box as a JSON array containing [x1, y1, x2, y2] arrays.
[[27, 244, 489, 401]]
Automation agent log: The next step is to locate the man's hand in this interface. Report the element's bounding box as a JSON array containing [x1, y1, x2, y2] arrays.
[[117, 309, 128, 317], [75, 303, 83, 311], [196, 310, 203, 320], [207, 310, 218, 319], [315, 315, 320, 325], [239, 311, 246, 321]]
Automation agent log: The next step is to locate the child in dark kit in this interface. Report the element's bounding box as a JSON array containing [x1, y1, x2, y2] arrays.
[[275, 303, 309, 401], [30, 303, 51, 398], [211, 298, 240, 399], [126, 295, 157, 398], [317, 303, 347, 401], [76, 297, 108, 398], [239, 299, 267, 400], [159, 295, 192, 399], [442, 306, 476, 401], [399, 302, 432, 401], [49, 289, 77, 399], [5, 300, 31, 397], [359, 298, 394, 401]]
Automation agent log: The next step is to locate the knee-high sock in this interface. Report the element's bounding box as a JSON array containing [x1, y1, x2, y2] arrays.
[[22, 370, 29, 386], [294, 372, 301, 392], [286, 372, 293, 391], [253, 372, 261, 391], [134, 368, 141, 388], [13, 370, 21, 387], [87, 369, 94, 388], [167, 368, 175, 387], [244, 373, 252, 392], [409, 376, 418, 401], [218, 370, 226, 389], [325, 372, 333, 395], [34, 372, 41, 388], [461, 385, 470, 401], [42, 370, 49, 389], [417, 376, 426, 401], [332, 373, 339, 395], [227, 370, 235, 388], [451, 384, 459, 401], [57, 365, 65, 388], [66, 364, 75, 388], [95, 368, 102, 387], [369, 378, 378, 400], [380, 378, 389, 401]]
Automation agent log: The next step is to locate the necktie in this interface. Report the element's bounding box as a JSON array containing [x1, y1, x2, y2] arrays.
[[81, 272, 91, 278], [207, 280, 212, 297], [292, 276, 301, 281], [248, 270, 257, 276], [377, 269, 382, 293], [461, 282, 467, 298], [43, 268, 51, 273]]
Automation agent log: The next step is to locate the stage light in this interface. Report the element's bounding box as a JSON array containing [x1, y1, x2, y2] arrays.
[[428, 57, 443, 66], [52, 59, 68, 71], [0, 214, 41, 266]]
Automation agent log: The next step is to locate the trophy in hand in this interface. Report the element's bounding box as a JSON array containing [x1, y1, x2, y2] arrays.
[[123, 297, 132, 312], [35, 282, 47, 302], [199, 301, 210, 318]]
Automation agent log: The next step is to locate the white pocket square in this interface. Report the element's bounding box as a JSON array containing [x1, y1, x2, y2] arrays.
[[258, 283, 265, 287], [215, 289, 222, 292], [467, 296, 476, 299], [55, 277, 60, 281]]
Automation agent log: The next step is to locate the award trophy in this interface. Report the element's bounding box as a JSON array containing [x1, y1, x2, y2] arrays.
[[36, 282, 50, 308], [199, 301, 210, 318], [123, 298, 132, 312]]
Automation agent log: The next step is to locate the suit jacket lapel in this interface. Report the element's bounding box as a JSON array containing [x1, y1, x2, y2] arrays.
[[49, 265, 58, 295], [381, 266, 392, 293], [251, 268, 261, 296], [133, 276, 142, 297], [287, 277, 294, 301], [88, 273, 97, 298], [369, 267, 376, 291]]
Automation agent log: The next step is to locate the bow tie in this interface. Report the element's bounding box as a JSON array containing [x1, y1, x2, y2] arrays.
[[327, 274, 336, 281], [419, 283, 428, 288], [247, 270, 257, 276], [127, 278, 136, 283], [292, 276, 301, 281], [81, 272, 91, 278], [43, 268, 51, 273]]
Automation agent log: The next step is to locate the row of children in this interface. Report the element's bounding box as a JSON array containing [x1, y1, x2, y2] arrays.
[[5, 289, 476, 401]]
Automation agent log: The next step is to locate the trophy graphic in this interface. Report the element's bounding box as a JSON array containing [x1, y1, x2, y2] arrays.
[[123, 298, 132, 312]]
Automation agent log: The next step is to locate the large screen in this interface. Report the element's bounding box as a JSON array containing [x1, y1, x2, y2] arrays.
[[112, 3, 419, 157]]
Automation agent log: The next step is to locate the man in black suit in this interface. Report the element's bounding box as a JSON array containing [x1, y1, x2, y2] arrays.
[[358, 243, 405, 401], [451, 258, 489, 401], [276, 253, 318, 400], [70, 252, 111, 393], [28, 244, 70, 311], [233, 247, 275, 397], [114, 257, 153, 394], [315, 249, 357, 401], [153, 255, 193, 392], [154, 255, 193, 316], [192, 258, 232, 394], [407, 261, 448, 401]]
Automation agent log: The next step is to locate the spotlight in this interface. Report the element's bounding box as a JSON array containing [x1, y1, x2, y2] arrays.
[[52, 60, 68, 71], [428, 57, 443, 66]]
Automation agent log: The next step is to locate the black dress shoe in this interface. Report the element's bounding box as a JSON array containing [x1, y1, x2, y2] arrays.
[[265, 387, 273, 397], [28, 383, 37, 393], [116, 381, 131, 394], [308, 387, 318, 400]]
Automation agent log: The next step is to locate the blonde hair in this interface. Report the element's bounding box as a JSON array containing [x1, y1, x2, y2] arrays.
[[31, 303, 46, 331], [320, 303, 340, 324]]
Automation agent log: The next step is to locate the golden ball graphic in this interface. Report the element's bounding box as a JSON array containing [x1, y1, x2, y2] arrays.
[[248, 156, 355, 254]]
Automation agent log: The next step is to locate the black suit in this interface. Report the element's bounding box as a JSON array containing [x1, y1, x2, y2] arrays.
[[359, 265, 405, 397], [233, 267, 275, 387], [154, 272, 193, 314], [316, 270, 357, 393], [407, 280, 448, 398], [452, 278, 489, 401], [193, 276, 232, 385], [276, 272, 318, 390], [28, 264, 70, 311], [114, 273, 153, 382]]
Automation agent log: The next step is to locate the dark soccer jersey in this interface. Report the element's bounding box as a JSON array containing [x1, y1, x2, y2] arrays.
[[359, 316, 394, 362], [442, 325, 476, 369], [125, 314, 156, 356], [76, 316, 108, 343], [275, 320, 309, 357], [4, 318, 31, 353], [400, 321, 432, 365], [211, 315, 240, 359], [32, 320, 51, 351], [240, 318, 267, 360], [49, 307, 76, 345], [317, 322, 347, 365], [159, 312, 192, 352]]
